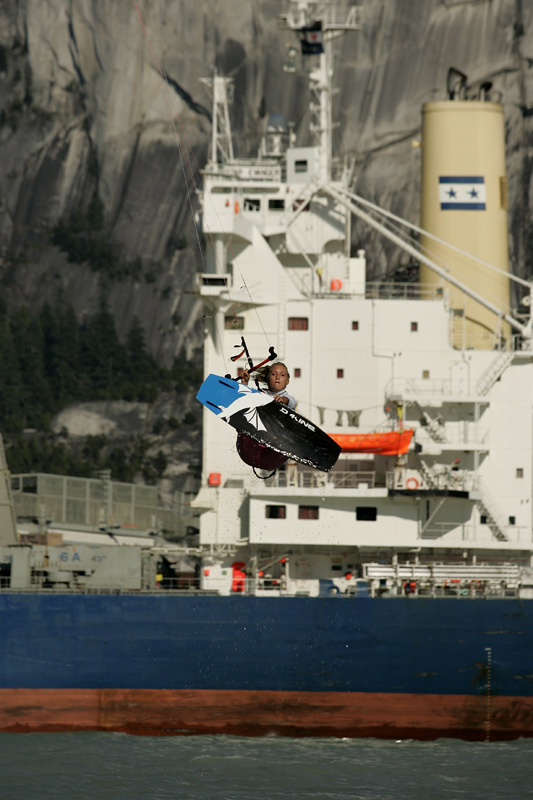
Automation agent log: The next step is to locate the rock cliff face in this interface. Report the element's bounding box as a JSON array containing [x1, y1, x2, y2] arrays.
[[1, 0, 532, 350], [0, 0, 532, 487]]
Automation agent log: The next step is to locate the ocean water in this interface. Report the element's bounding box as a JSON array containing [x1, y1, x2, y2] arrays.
[[0, 733, 532, 800]]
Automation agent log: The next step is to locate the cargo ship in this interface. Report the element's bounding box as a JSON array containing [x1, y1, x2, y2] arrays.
[[1, 1, 533, 740]]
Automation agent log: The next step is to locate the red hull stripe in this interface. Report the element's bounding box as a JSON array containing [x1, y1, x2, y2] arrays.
[[1, 689, 533, 740]]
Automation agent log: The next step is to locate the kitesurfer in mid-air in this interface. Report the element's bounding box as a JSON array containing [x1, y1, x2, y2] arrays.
[[240, 362, 296, 410]]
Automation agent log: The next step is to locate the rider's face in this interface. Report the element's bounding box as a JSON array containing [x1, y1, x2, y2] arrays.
[[268, 365, 289, 391]]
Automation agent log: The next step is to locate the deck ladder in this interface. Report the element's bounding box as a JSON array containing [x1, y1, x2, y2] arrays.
[[475, 480, 509, 542], [476, 351, 515, 396]]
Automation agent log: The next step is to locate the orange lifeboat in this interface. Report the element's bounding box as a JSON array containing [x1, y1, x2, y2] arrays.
[[327, 429, 414, 455]]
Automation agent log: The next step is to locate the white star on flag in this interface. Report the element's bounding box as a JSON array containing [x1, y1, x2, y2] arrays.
[[438, 177, 486, 210]]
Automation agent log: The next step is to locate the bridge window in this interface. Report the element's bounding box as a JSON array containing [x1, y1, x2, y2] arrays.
[[356, 507, 377, 521], [288, 317, 309, 331], [244, 198, 261, 212], [298, 505, 319, 520], [268, 199, 285, 211], [201, 276, 227, 286], [295, 160, 308, 173], [266, 505, 286, 519], [225, 315, 244, 329]]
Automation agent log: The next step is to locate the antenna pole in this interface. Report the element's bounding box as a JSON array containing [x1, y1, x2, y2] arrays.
[[280, 1, 362, 182]]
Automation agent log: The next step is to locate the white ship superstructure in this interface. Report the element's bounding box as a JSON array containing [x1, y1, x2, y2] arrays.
[[193, 1, 533, 599]]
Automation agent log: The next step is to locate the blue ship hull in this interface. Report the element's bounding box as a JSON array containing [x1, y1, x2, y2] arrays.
[[1, 593, 532, 739]]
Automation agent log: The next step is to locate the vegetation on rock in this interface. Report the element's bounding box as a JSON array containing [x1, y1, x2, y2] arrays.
[[0, 297, 202, 480]]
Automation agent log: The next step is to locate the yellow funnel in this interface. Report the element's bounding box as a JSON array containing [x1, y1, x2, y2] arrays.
[[420, 101, 510, 349]]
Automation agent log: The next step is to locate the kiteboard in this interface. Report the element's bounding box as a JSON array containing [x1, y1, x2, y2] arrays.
[[196, 374, 341, 472]]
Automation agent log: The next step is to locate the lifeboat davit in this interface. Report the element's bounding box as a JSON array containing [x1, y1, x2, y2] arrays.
[[328, 430, 414, 455]]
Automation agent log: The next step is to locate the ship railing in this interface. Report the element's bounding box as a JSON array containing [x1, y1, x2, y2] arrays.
[[453, 320, 530, 353], [438, 471, 474, 492], [265, 470, 376, 489], [307, 282, 448, 302], [394, 583, 520, 599], [453, 324, 509, 352], [387, 470, 475, 492], [18, 574, 204, 593], [365, 282, 446, 301], [213, 575, 523, 599], [385, 377, 482, 399], [0, 576, 525, 599], [364, 562, 522, 581], [419, 522, 531, 543], [469, 524, 531, 544], [415, 426, 490, 447], [418, 521, 468, 539], [0, 584, 521, 599], [279, 3, 363, 31], [10, 472, 184, 537], [322, 5, 364, 30], [363, 562, 525, 597], [330, 471, 376, 489], [0, 586, 219, 596]]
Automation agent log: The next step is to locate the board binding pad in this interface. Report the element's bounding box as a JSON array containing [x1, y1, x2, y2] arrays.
[[197, 374, 341, 472]]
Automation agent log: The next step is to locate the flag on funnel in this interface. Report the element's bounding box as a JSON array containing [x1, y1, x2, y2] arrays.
[[439, 176, 486, 210]]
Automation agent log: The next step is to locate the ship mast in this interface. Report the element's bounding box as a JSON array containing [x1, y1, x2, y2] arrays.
[[279, 2, 362, 182], [199, 72, 234, 165]]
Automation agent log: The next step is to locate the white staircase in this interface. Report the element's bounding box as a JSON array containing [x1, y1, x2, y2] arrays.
[[451, 308, 465, 350], [475, 480, 509, 541], [476, 351, 515, 395]]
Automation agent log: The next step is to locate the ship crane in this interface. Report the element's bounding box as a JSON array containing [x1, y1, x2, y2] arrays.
[[324, 182, 533, 343], [341, 187, 533, 321]]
